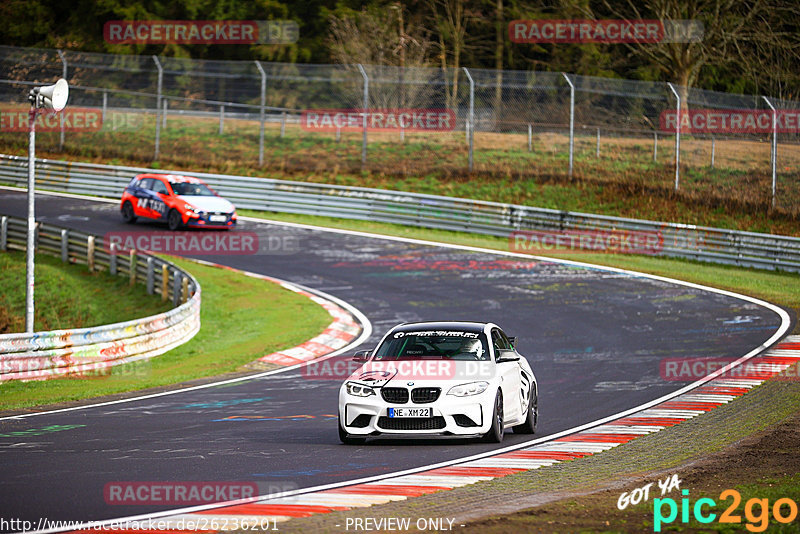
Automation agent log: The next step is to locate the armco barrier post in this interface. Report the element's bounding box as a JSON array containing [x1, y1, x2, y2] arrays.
[[146, 257, 154, 294], [1, 216, 7, 251], [357, 64, 369, 166], [255, 60, 267, 166], [762, 96, 777, 208], [152, 55, 163, 161], [667, 83, 681, 191], [109, 243, 117, 276], [182, 276, 189, 303], [173, 272, 181, 306], [562, 73, 575, 178], [129, 249, 137, 286], [87, 235, 95, 272], [60, 229, 68, 262], [161, 264, 169, 302]]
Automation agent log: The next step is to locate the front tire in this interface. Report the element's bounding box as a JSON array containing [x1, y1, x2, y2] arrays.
[[483, 390, 504, 443], [121, 201, 137, 224], [338, 418, 366, 445], [167, 209, 183, 231], [513, 384, 538, 434]]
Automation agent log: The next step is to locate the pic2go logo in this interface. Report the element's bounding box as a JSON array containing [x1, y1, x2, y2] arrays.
[[654, 489, 799, 532]]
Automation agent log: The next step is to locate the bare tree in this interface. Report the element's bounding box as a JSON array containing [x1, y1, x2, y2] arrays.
[[428, 0, 472, 107]]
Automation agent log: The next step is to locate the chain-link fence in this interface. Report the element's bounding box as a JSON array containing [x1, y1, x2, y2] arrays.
[[0, 45, 797, 216]]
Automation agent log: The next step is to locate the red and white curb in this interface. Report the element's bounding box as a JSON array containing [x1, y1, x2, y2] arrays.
[[61, 336, 799, 532]]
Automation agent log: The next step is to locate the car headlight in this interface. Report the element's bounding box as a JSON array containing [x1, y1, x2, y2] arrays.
[[447, 381, 490, 397], [345, 382, 375, 397]]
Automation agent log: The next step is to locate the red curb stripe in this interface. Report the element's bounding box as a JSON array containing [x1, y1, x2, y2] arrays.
[[196, 504, 348, 517], [614, 417, 683, 426], [324, 485, 451, 496], [695, 386, 750, 395], [424, 467, 529, 477], [776, 342, 800, 350], [659, 402, 719, 411]]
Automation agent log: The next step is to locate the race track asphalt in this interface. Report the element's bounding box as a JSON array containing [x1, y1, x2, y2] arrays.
[[0, 189, 787, 527]]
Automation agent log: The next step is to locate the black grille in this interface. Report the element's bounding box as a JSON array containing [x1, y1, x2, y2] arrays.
[[349, 414, 372, 428], [453, 414, 479, 427], [411, 387, 441, 404], [381, 387, 409, 404], [377, 416, 446, 430]]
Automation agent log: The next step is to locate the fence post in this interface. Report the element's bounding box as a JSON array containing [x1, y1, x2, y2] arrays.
[[666, 82, 681, 191], [57, 49, 67, 151], [152, 55, 163, 161], [181, 276, 189, 304], [596, 128, 600, 157], [173, 272, 182, 306], [281, 111, 286, 137], [219, 105, 225, 135], [162, 99, 168, 128], [528, 124, 532, 152], [102, 91, 107, 125], [710, 137, 715, 168], [653, 132, 658, 161], [463, 67, 474, 172], [0, 216, 6, 251], [762, 96, 777, 208], [357, 64, 369, 166], [109, 243, 117, 276], [561, 73, 575, 178], [255, 60, 267, 166], [61, 229, 68, 262]]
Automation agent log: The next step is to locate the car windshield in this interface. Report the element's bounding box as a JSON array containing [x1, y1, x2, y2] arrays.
[[171, 182, 215, 196], [373, 330, 490, 361]]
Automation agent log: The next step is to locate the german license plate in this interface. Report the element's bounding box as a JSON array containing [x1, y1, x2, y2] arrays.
[[388, 407, 431, 418], [209, 215, 226, 222]]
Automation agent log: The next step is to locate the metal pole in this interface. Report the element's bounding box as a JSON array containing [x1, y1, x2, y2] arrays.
[[357, 64, 369, 166], [710, 137, 715, 168], [102, 91, 107, 125], [528, 124, 532, 152], [463, 67, 474, 172], [255, 61, 266, 166], [26, 108, 36, 333], [281, 111, 286, 137], [762, 96, 777, 208], [57, 50, 66, 150], [562, 73, 574, 178], [667, 82, 681, 191], [152, 56, 163, 160], [162, 99, 168, 128], [653, 132, 658, 161], [596, 127, 600, 157], [219, 105, 224, 135]]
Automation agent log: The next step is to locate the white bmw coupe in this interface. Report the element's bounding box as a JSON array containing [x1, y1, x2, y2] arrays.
[[338, 321, 538, 444]]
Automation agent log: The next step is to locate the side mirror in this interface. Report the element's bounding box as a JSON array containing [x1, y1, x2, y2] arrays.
[[352, 350, 370, 362], [496, 349, 520, 363]]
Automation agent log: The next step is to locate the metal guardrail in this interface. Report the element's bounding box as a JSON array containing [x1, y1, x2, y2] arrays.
[[0, 213, 201, 381], [1, 153, 799, 272]]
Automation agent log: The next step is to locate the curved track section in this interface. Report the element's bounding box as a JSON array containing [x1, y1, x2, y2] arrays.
[[0, 189, 789, 528]]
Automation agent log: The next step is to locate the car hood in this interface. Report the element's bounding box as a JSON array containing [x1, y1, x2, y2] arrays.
[[346, 360, 496, 386], [178, 195, 235, 213]]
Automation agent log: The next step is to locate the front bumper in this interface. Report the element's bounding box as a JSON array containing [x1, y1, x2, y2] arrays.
[[339, 388, 493, 437]]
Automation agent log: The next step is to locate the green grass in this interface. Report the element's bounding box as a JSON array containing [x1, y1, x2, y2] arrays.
[[241, 209, 800, 324], [0, 250, 172, 333], [0, 255, 333, 411]]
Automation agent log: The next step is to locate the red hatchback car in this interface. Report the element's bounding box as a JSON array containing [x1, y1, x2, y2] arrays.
[[120, 174, 237, 230]]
